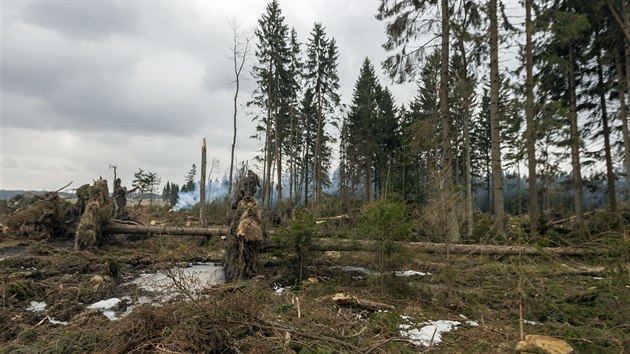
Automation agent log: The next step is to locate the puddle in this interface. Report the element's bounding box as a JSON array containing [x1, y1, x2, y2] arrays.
[[83, 262, 225, 321], [130, 262, 225, 300]]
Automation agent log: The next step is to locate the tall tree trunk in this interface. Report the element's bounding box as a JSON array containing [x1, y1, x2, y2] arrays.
[[489, 0, 505, 235], [366, 161, 372, 202], [263, 68, 273, 210], [568, 45, 583, 223], [457, 31, 474, 238], [440, 0, 460, 243], [626, 1, 630, 199], [275, 105, 282, 209], [314, 91, 323, 204], [200, 138, 207, 227], [596, 51, 617, 212], [615, 47, 630, 199], [525, 0, 539, 232]]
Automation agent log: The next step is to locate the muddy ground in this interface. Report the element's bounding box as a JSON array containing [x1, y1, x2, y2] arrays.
[[1, 211, 629, 353]]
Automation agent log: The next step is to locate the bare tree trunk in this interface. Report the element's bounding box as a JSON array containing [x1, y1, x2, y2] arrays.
[[596, 50, 617, 212], [614, 47, 630, 200], [568, 45, 583, 223], [525, 0, 539, 232], [228, 25, 250, 196], [200, 138, 207, 227], [489, 0, 505, 235], [440, 0, 460, 243]]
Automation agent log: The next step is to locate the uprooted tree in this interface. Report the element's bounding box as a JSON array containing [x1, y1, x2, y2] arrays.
[[224, 168, 263, 282]]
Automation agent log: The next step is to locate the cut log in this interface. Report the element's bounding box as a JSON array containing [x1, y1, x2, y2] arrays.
[[309, 238, 609, 256], [331, 293, 395, 312]]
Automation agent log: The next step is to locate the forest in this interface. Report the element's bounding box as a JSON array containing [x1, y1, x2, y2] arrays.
[[1, 0, 630, 353]]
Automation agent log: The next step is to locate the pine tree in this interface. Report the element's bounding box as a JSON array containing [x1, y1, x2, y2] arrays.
[[251, 0, 292, 210], [304, 23, 340, 204]]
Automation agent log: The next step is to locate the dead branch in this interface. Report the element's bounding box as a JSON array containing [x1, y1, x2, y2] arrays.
[[331, 293, 395, 312]]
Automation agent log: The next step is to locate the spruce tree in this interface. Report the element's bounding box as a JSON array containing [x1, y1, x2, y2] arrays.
[[304, 23, 340, 204]]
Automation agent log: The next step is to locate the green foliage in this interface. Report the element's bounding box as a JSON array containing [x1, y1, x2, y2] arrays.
[[283, 210, 317, 283], [357, 198, 410, 292]]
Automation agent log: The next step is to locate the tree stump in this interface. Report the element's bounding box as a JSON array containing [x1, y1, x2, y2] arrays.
[[111, 178, 129, 220], [224, 169, 262, 282], [75, 179, 112, 250]]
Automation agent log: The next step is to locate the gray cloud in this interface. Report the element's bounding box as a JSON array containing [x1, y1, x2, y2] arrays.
[[23, 1, 139, 40], [0, 0, 415, 190]]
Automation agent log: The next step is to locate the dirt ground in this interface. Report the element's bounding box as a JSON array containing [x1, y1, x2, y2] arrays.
[[1, 211, 629, 353]]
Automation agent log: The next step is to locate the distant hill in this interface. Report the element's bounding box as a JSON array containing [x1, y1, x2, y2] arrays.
[[0, 190, 75, 201]]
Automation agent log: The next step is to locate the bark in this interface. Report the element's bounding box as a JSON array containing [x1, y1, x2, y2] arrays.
[[615, 47, 630, 196], [568, 45, 583, 223], [595, 51, 617, 211], [525, 0, 539, 232], [440, 0, 460, 243], [489, 0, 505, 235]]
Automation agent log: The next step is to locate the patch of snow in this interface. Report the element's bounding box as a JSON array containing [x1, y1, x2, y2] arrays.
[[87, 298, 122, 320], [26, 301, 47, 313], [466, 320, 479, 327], [592, 277, 604, 280], [87, 298, 121, 310], [524, 320, 541, 325], [48, 317, 68, 325], [273, 283, 290, 294], [400, 320, 461, 347], [395, 270, 431, 277]]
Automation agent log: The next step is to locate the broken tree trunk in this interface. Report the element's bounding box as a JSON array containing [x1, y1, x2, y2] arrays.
[[75, 179, 112, 250], [224, 169, 263, 283]]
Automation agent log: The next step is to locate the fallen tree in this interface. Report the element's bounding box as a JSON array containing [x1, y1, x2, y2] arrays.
[[309, 238, 611, 256], [104, 222, 228, 236], [102, 223, 611, 256]]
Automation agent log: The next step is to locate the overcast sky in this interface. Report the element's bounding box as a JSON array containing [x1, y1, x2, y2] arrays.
[[0, 0, 422, 191]]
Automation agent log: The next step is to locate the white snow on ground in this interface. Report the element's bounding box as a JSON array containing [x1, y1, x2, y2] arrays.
[[48, 317, 68, 325], [399, 315, 480, 347], [87, 297, 122, 320], [524, 320, 541, 325], [25, 301, 47, 312], [395, 270, 431, 277], [400, 320, 461, 346], [273, 283, 291, 294]]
